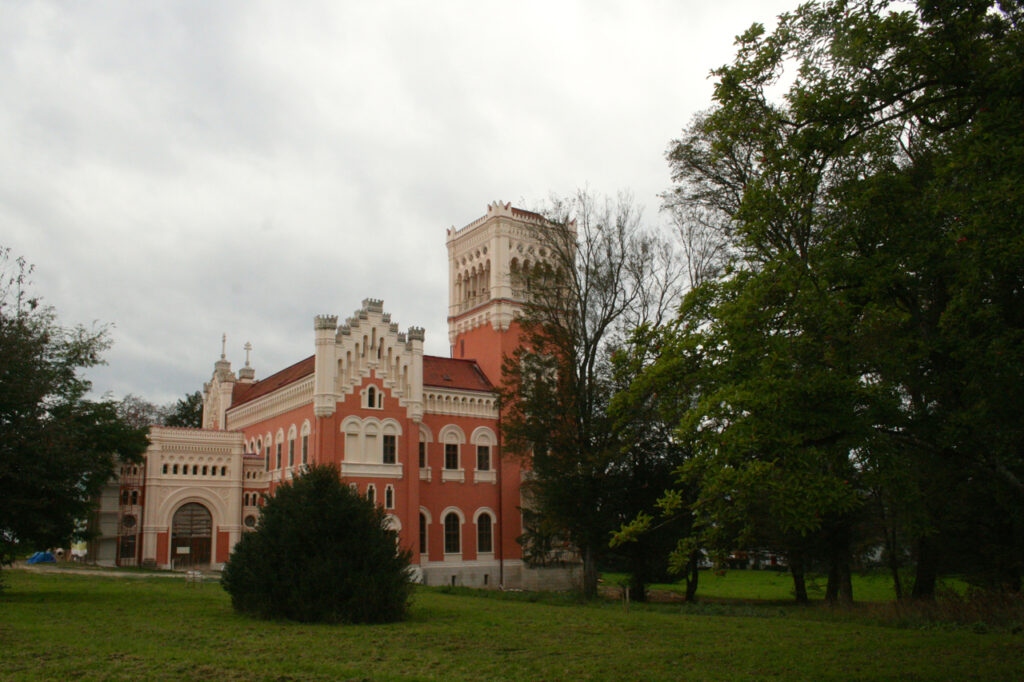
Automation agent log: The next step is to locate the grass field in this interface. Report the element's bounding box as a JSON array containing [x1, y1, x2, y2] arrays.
[[3, 569, 1022, 680]]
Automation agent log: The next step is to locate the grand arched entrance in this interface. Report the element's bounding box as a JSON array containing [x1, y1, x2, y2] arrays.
[[171, 502, 212, 569]]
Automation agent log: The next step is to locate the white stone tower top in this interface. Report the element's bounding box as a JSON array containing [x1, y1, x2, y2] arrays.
[[446, 201, 550, 344]]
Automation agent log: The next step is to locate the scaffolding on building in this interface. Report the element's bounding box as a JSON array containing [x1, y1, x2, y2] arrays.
[[115, 462, 145, 567]]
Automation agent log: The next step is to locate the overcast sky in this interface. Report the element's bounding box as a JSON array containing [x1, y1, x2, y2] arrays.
[[2, 0, 795, 405]]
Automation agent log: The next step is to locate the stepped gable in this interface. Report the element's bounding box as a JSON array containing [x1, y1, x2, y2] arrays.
[[423, 355, 493, 392], [231, 355, 315, 407]]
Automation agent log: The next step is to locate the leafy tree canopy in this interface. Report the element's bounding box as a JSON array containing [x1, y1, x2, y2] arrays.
[[0, 249, 148, 577], [620, 0, 1024, 602], [163, 390, 203, 428]]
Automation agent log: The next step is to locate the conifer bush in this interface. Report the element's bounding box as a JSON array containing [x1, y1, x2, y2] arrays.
[[221, 464, 413, 623]]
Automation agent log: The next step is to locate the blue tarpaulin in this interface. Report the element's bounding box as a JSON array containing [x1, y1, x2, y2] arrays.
[[27, 551, 56, 564]]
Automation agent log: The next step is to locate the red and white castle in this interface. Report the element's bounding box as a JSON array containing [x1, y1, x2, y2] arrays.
[[92, 202, 575, 589]]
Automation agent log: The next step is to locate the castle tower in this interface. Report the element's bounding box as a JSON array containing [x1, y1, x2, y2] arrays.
[[446, 201, 548, 384]]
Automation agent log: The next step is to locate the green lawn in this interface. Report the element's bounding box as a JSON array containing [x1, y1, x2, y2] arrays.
[[602, 568, 930, 603], [1, 569, 1021, 680]]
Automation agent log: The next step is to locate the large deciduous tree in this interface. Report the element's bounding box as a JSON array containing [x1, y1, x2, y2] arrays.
[[163, 390, 203, 428], [0, 250, 148, 583], [500, 191, 683, 599], [626, 0, 1024, 602]]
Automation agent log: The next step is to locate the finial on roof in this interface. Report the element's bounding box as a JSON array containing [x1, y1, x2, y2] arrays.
[[221, 333, 227, 360], [244, 342, 252, 368]]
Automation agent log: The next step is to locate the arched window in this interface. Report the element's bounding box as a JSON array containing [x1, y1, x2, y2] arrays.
[[120, 491, 129, 505], [477, 512, 493, 553], [439, 425, 465, 472], [171, 503, 212, 569], [202, 465, 208, 476], [162, 464, 168, 474], [419, 513, 427, 554], [130, 490, 138, 505], [444, 513, 460, 554], [366, 485, 376, 505], [385, 485, 394, 509], [367, 386, 376, 408], [301, 420, 311, 465], [172, 464, 179, 475]]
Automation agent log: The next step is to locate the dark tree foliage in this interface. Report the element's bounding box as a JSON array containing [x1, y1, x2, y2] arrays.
[[624, 0, 1024, 603], [163, 391, 203, 428], [221, 465, 413, 623], [0, 249, 148, 586]]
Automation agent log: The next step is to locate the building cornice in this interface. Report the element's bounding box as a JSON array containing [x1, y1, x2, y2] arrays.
[[226, 375, 314, 431]]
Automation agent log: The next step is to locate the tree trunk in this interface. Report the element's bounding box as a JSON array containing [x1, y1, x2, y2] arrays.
[[880, 499, 904, 601], [825, 526, 854, 607], [789, 550, 809, 604], [911, 535, 937, 601], [629, 573, 647, 603], [581, 545, 599, 600], [825, 561, 838, 604], [886, 524, 904, 601], [684, 550, 700, 603]]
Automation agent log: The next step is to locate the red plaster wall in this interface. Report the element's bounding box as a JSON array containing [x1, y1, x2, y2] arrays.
[[240, 403, 316, 488], [216, 530, 230, 563], [156, 531, 169, 566], [419, 411, 517, 562], [451, 319, 524, 387]]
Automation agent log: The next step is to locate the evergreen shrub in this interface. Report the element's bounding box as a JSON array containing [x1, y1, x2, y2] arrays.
[[221, 464, 412, 623]]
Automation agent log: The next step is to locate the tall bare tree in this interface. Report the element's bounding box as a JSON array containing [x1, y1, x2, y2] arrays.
[[500, 190, 682, 598]]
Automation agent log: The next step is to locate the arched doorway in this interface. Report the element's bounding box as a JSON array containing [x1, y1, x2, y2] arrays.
[[171, 502, 212, 569]]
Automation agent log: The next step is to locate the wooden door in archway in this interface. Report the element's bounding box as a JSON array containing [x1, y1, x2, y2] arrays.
[[171, 502, 212, 569]]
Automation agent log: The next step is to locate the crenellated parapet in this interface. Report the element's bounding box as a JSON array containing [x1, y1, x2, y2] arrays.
[[314, 315, 340, 418], [309, 299, 425, 421], [446, 201, 554, 343], [315, 314, 338, 330]]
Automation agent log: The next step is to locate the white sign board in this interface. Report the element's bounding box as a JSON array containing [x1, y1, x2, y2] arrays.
[[176, 546, 191, 554]]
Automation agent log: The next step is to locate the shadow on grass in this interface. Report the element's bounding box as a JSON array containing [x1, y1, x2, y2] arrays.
[[425, 582, 1024, 632]]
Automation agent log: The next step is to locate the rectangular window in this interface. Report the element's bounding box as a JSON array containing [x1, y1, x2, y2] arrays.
[[276, 443, 282, 469], [445, 443, 458, 470], [119, 535, 136, 560], [418, 442, 426, 468], [301, 435, 308, 464], [476, 446, 490, 471], [288, 440, 295, 467], [383, 435, 397, 464], [265, 446, 270, 471]]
